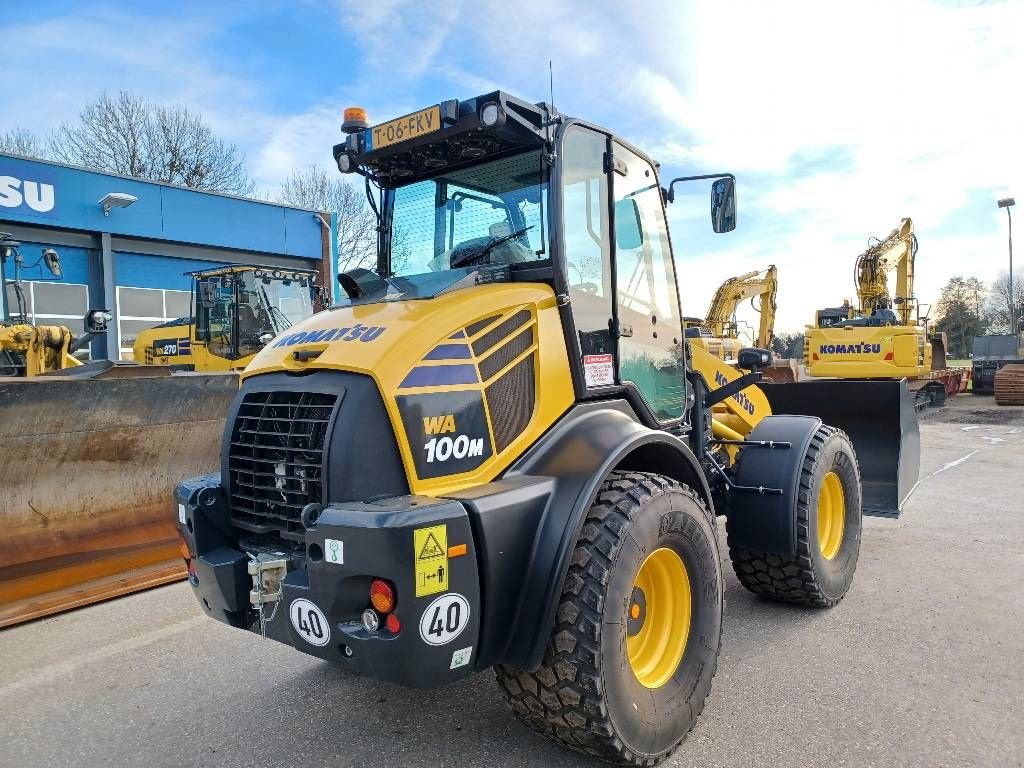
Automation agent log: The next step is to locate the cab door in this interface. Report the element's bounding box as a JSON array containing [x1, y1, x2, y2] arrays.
[[610, 142, 686, 421]]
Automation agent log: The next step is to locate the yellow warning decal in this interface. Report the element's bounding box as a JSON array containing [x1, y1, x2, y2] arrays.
[[414, 524, 449, 597]]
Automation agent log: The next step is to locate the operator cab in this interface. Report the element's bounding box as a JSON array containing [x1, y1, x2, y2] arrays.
[[333, 91, 735, 425], [195, 266, 317, 360]]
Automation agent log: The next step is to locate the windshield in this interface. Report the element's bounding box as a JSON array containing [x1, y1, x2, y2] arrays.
[[236, 269, 315, 335], [387, 149, 548, 278], [196, 269, 316, 359]]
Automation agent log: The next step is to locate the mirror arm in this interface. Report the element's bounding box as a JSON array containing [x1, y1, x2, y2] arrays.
[[666, 172, 735, 204]]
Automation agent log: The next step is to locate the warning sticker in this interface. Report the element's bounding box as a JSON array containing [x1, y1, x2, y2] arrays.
[[583, 353, 614, 387], [414, 524, 449, 597]]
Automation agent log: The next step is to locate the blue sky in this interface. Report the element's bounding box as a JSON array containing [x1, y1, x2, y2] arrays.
[[2, 0, 1021, 332]]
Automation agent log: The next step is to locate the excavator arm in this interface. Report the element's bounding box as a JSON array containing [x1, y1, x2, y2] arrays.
[[855, 217, 916, 326], [703, 265, 778, 348]]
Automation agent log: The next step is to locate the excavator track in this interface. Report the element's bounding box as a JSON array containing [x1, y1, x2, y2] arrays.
[[994, 363, 1024, 406]]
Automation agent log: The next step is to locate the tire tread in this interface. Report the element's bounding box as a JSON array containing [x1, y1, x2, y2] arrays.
[[495, 471, 717, 765]]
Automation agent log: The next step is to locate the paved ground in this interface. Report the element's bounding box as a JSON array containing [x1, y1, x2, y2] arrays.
[[2, 395, 1022, 768]]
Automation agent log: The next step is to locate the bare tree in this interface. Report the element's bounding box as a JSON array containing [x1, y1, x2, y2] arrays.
[[983, 271, 1024, 334], [48, 91, 253, 195], [279, 166, 378, 273], [0, 128, 46, 158]]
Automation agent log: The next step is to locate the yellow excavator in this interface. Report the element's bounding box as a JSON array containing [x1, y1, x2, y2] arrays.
[[686, 265, 777, 361], [173, 92, 919, 765], [804, 218, 952, 403], [805, 218, 945, 377], [132, 264, 321, 371]]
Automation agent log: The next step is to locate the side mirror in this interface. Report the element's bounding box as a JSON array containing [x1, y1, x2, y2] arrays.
[[711, 177, 736, 233], [197, 279, 218, 309], [737, 347, 772, 371], [42, 248, 63, 278], [614, 198, 644, 250]]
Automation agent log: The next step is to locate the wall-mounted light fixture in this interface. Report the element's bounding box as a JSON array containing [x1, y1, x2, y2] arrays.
[[98, 192, 138, 216]]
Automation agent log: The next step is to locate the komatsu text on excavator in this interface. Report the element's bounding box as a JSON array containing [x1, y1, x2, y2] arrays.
[[175, 93, 919, 765]]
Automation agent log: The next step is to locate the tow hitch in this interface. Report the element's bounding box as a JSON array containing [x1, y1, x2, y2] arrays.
[[248, 553, 288, 637]]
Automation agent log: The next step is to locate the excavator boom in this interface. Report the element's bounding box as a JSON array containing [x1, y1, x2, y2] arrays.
[[855, 217, 916, 326], [703, 265, 777, 348]]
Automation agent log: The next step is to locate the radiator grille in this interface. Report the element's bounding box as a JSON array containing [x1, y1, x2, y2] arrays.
[[228, 390, 337, 538]]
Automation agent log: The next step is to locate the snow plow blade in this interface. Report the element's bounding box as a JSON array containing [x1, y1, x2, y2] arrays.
[[758, 379, 920, 518], [0, 371, 238, 627]]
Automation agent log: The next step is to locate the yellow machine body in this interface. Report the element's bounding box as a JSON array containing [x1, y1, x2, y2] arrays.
[[805, 323, 931, 378], [0, 323, 83, 376], [244, 282, 576, 497], [133, 319, 243, 372]]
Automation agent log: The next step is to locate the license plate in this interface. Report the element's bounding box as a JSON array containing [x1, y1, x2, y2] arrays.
[[368, 105, 441, 150]]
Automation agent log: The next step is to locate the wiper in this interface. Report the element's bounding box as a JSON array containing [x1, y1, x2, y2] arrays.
[[450, 225, 534, 269], [259, 286, 292, 333]]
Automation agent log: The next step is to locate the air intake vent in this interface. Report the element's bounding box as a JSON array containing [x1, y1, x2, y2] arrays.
[[485, 352, 535, 452], [228, 390, 337, 539]]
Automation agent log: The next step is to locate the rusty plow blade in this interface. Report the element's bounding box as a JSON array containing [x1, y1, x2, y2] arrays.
[[758, 379, 921, 518], [0, 372, 238, 627]]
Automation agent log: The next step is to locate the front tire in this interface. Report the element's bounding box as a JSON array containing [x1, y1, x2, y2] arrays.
[[495, 471, 723, 765], [729, 425, 862, 607]]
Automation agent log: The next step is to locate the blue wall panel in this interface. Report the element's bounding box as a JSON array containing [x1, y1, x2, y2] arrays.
[[1, 154, 322, 259], [12, 240, 92, 285], [115, 252, 228, 291]]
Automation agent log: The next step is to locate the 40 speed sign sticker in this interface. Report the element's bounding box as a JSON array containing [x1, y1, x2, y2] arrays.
[[419, 592, 470, 646], [289, 599, 331, 647]]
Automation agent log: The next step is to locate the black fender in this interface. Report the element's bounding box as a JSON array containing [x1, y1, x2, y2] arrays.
[[498, 400, 713, 671], [726, 414, 822, 555]]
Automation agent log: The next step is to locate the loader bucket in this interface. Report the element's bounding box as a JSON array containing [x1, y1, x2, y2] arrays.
[[758, 379, 920, 518], [0, 372, 238, 627]]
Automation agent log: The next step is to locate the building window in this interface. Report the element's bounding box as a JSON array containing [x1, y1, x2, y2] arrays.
[[116, 286, 191, 360], [3, 280, 92, 359]]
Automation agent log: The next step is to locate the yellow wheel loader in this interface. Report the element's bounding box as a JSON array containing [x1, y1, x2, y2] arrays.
[[132, 265, 320, 371], [175, 94, 919, 764]]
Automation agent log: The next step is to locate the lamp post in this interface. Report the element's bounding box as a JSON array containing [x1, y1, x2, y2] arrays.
[[998, 197, 1015, 334]]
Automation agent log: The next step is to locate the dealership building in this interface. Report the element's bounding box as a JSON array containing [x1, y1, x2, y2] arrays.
[[0, 153, 334, 360]]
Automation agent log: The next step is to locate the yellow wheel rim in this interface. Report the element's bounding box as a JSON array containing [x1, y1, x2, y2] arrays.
[[626, 547, 691, 689], [817, 471, 845, 560]]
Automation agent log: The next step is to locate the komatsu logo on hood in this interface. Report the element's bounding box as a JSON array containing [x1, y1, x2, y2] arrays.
[[819, 343, 882, 355], [273, 323, 385, 347]]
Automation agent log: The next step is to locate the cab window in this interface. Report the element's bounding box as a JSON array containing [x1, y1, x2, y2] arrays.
[[613, 143, 684, 421], [560, 125, 613, 367]]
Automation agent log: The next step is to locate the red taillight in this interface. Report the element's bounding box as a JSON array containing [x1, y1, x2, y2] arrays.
[[884, 352, 894, 360], [385, 614, 401, 634], [370, 579, 396, 614]]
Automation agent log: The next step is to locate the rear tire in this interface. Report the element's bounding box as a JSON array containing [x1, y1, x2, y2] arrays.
[[495, 471, 723, 765], [728, 425, 862, 607]]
